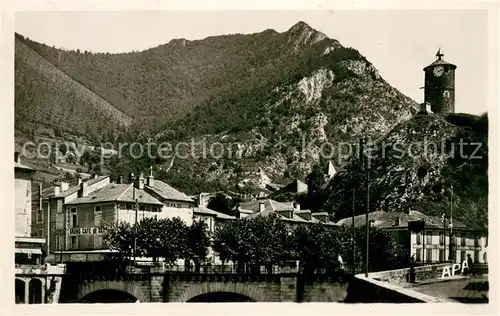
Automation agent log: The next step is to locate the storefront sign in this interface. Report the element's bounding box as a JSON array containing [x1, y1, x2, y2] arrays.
[[69, 227, 103, 235]]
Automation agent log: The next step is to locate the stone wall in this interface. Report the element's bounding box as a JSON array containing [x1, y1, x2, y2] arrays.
[[368, 263, 448, 286], [48, 263, 358, 303]]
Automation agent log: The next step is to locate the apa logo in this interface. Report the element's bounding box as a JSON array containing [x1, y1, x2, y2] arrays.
[[441, 260, 469, 278]]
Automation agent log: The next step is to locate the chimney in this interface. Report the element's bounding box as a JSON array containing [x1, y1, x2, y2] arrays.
[[61, 182, 69, 192], [14, 152, 20, 164], [53, 182, 61, 196], [78, 181, 89, 198], [129, 172, 135, 183], [295, 202, 301, 211], [136, 172, 145, 190], [259, 202, 266, 213], [147, 166, 154, 186]]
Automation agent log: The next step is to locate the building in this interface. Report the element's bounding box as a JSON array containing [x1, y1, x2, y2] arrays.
[[14, 152, 66, 305], [423, 49, 457, 114], [192, 206, 237, 264], [15, 152, 45, 265], [234, 199, 337, 228], [40, 171, 195, 263], [36, 175, 111, 255], [337, 210, 488, 264]]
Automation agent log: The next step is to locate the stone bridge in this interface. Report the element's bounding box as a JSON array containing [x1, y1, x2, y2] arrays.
[[56, 264, 351, 303]]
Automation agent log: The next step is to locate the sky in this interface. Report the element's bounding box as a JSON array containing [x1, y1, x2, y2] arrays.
[[15, 10, 490, 115]]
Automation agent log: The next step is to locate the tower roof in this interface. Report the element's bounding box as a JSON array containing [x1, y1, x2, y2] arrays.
[[423, 49, 457, 71]]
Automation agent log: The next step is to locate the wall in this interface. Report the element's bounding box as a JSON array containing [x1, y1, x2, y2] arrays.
[[15, 169, 33, 237], [368, 263, 449, 286], [56, 264, 354, 303], [66, 203, 117, 250]]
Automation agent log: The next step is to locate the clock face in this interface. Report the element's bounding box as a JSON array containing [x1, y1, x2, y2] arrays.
[[433, 66, 445, 77]]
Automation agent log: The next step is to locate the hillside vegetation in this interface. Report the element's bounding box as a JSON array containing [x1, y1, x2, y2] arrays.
[[15, 36, 132, 138], [320, 113, 488, 229]]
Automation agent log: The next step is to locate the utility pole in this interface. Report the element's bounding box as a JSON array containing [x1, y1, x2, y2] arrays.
[[131, 173, 138, 265], [449, 185, 454, 262], [365, 170, 370, 277], [359, 138, 370, 278]]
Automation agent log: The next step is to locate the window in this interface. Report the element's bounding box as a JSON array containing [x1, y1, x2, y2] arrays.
[[126, 203, 133, 210], [394, 217, 400, 226], [70, 208, 78, 228], [416, 249, 421, 262], [485, 236, 488, 247], [37, 229, 43, 237], [426, 249, 433, 263], [177, 204, 182, 208], [483, 252, 487, 263], [443, 90, 450, 98], [426, 231, 432, 244], [37, 209, 43, 223], [461, 234, 466, 246], [71, 236, 77, 250], [416, 233, 421, 245], [474, 236, 479, 247], [460, 250, 466, 262], [139, 205, 146, 211], [474, 250, 479, 263], [439, 232, 444, 245], [94, 206, 102, 226], [439, 249, 444, 262]]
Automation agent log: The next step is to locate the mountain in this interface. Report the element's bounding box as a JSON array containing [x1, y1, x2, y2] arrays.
[[15, 35, 132, 138], [15, 21, 419, 192], [319, 113, 488, 229]]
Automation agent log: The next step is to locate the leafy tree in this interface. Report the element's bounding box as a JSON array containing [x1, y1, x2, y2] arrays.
[[100, 221, 135, 261], [184, 219, 211, 272], [135, 217, 187, 265], [212, 213, 288, 273]]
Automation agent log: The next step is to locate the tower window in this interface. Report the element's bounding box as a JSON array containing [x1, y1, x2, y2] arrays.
[[443, 91, 450, 98]]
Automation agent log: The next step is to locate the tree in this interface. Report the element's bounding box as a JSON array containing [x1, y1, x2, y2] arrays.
[[135, 217, 187, 265], [100, 221, 135, 261], [289, 224, 341, 275], [212, 213, 288, 273], [184, 219, 211, 271]]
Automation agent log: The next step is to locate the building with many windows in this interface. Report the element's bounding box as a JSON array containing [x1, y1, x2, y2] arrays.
[[337, 210, 488, 264], [38, 172, 196, 263]]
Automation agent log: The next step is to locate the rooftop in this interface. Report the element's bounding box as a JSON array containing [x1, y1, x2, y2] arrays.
[[193, 206, 236, 220], [336, 210, 468, 230], [42, 176, 110, 199], [145, 178, 194, 203], [65, 183, 163, 206]]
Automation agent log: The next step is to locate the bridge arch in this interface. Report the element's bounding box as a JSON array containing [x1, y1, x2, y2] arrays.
[[77, 281, 149, 302], [176, 282, 268, 302]]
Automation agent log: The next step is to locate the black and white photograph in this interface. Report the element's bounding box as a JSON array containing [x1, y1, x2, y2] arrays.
[[5, 1, 497, 310]]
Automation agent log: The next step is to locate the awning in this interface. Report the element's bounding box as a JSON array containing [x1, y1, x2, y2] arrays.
[[15, 248, 43, 255]]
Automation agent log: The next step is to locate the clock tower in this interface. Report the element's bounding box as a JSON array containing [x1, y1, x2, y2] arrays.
[[423, 49, 457, 114]]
